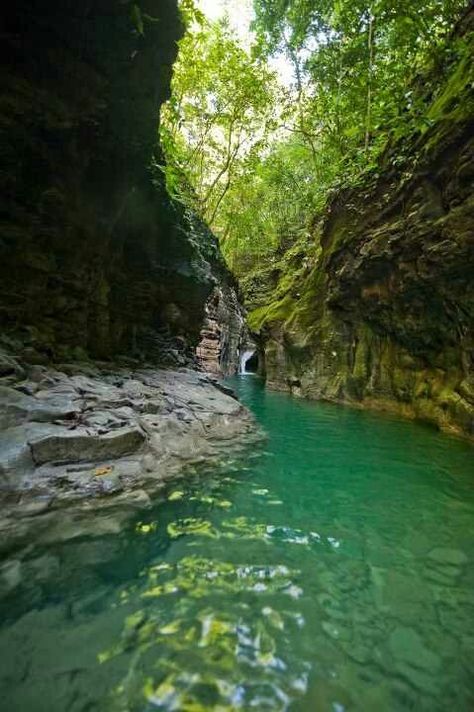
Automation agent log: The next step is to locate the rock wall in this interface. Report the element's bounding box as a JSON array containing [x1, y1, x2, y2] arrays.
[[196, 283, 253, 375], [247, 17, 474, 439], [0, 0, 223, 363]]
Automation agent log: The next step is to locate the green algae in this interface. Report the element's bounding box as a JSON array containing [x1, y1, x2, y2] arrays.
[[247, 294, 297, 332]]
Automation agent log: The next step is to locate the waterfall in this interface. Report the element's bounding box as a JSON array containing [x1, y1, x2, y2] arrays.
[[239, 349, 256, 374]]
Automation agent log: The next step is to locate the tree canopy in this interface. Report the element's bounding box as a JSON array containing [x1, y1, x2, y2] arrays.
[[160, 0, 469, 274]]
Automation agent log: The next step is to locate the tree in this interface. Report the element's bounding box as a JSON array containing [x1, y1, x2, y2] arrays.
[[161, 17, 279, 231], [160, 0, 469, 278]]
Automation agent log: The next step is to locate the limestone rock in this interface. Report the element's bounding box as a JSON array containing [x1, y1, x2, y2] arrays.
[[0, 559, 22, 599], [196, 284, 251, 375], [0, 358, 258, 548], [389, 626, 441, 673], [427, 547, 468, 566], [0, 0, 234, 363]]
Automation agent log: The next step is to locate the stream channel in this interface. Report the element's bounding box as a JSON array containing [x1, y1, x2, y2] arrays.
[[0, 375, 473, 711]]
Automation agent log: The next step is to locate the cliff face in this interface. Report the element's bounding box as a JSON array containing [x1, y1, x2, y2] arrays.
[[196, 285, 246, 375], [0, 0, 230, 365], [196, 253, 254, 376], [247, 20, 474, 438]]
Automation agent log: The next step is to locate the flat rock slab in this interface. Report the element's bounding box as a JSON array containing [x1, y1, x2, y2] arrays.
[[29, 426, 146, 465]]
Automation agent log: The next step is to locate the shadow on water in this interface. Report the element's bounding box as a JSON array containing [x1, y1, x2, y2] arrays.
[[0, 376, 473, 711]]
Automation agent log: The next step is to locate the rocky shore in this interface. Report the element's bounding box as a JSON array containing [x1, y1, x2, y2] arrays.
[[0, 350, 258, 565]]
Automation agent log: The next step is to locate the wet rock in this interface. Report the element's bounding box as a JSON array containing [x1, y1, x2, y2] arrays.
[[14, 382, 39, 396], [247, 78, 474, 439], [0, 559, 22, 598], [0, 356, 257, 547], [0, 387, 35, 429], [389, 626, 441, 673], [21, 347, 50, 365], [40, 513, 124, 543], [0, 386, 78, 428], [207, 378, 239, 400], [321, 620, 352, 642], [141, 453, 157, 473], [196, 284, 249, 375], [28, 554, 60, 583], [0, 349, 25, 379], [16, 496, 53, 518], [82, 410, 128, 430], [27, 365, 49, 383], [112, 488, 152, 509], [141, 399, 166, 415], [96, 473, 123, 495]]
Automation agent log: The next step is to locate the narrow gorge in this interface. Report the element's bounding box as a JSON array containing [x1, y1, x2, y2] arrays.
[[0, 1, 473, 711]]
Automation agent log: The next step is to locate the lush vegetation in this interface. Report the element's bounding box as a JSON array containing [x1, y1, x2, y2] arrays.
[[161, 0, 469, 274]]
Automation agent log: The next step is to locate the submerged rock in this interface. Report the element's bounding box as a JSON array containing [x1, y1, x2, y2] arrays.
[[0, 427, 34, 486], [427, 547, 468, 566], [389, 627, 441, 673], [0, 559, 22, 598]]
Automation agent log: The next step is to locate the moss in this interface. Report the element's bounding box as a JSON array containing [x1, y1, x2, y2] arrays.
[[285, 266, 327, 332], [247, 306, 269, 332], [247, 294, 296, 332], [425, 38, 474, 126], [246, 259, 327, 336]]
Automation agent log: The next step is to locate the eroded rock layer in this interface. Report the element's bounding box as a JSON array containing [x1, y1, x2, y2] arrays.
[[197, 284, 251, 375], [0, 0, 256, 531]]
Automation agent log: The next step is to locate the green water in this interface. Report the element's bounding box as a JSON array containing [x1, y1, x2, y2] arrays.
[[1, 376, 473, 711]]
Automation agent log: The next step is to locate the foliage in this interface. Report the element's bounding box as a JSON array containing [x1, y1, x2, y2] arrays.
[[253, 0, 468, 158], [161, 17, 279, 230], [161, 0, 470, 277]]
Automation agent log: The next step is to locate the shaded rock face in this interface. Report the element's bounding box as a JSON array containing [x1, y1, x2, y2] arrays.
[[250, 24, 474, 438], [0, 0, 221, 361], [196, 284, 251, 375]]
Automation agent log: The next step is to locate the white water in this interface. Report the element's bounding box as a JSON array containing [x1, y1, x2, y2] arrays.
[[239, 349, 255, 374]]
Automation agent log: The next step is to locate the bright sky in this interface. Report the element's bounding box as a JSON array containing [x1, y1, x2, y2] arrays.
[[198, 0, 254, 45], [197, 0, 295, 86]]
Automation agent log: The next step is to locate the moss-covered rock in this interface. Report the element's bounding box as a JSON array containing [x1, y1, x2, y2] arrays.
[[247, 14, 474, 439]]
